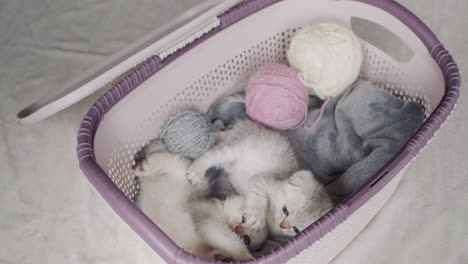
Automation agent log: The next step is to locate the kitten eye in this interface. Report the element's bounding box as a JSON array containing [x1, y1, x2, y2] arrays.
[[282, 205, 289, 216], [293, 226, 300, 234], [243, 235, 251, 246]]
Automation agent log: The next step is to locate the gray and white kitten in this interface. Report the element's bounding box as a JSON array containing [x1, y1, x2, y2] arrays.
[[134, 141, 267, 261], [187, 119, 333, 237]]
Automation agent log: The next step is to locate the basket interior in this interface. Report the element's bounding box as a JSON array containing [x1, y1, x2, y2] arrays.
[[93, 0, 444, 203]]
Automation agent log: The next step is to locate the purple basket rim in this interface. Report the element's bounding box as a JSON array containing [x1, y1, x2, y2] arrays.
[[77, 0, 461, 263]]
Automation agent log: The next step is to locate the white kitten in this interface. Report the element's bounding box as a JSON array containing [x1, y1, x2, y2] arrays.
[[187, 119, 298, 195], [187, 119, 333, 237], [134, 142, 267, 261]]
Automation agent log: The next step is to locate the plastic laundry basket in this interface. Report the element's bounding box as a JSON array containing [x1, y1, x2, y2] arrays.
[[20, 0, 460, 263]]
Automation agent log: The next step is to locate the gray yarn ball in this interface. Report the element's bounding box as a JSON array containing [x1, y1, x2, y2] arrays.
[[160, 111, 217, 159]]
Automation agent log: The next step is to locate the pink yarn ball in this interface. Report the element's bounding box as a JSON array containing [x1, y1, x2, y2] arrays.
[[246, 64, 309, 130]]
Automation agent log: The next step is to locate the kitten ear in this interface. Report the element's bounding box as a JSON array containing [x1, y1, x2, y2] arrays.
[[288, 170, 317, 193]]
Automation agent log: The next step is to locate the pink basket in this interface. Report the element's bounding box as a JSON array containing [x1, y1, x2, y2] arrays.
[[73, 0, 460, 263]]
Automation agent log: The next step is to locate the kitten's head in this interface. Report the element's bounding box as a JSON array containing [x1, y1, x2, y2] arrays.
[[224, 196, 268, 252], [271, 170, 332, 236]]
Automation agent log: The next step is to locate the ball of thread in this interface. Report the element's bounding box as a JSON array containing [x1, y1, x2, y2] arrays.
[[160, 111, 216, 159], [246, 63, 309, 130], [287, 22, 363, 99]]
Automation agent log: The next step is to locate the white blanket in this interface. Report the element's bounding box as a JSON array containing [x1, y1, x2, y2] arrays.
[[0, 0, 466, 263]]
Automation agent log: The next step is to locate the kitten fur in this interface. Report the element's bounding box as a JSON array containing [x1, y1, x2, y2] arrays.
[[187, 119, 333, 237], [134, 142, 266, 261]]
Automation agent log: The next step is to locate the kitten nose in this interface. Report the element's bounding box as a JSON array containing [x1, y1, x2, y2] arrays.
[[233, 225, 244, 234], [280, 219, 290, 229]]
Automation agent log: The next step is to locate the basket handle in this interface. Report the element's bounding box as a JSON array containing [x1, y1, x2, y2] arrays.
[[16, 0, 244, 125], [349, 0, 440, 52]]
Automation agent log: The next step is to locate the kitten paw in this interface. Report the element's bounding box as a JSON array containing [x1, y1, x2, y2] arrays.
[[242, 208, 265, 232], [186, 162, 205, 185], [132, 157, 148, 176]]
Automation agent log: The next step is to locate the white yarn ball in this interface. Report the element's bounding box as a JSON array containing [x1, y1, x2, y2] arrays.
[[287, 22, 363, 99]]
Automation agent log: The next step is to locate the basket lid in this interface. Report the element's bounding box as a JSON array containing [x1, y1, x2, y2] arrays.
[[16, 0, 244, 125]]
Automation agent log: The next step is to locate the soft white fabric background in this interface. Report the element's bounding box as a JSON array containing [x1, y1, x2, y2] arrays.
[[0, 0, 466, 263]]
